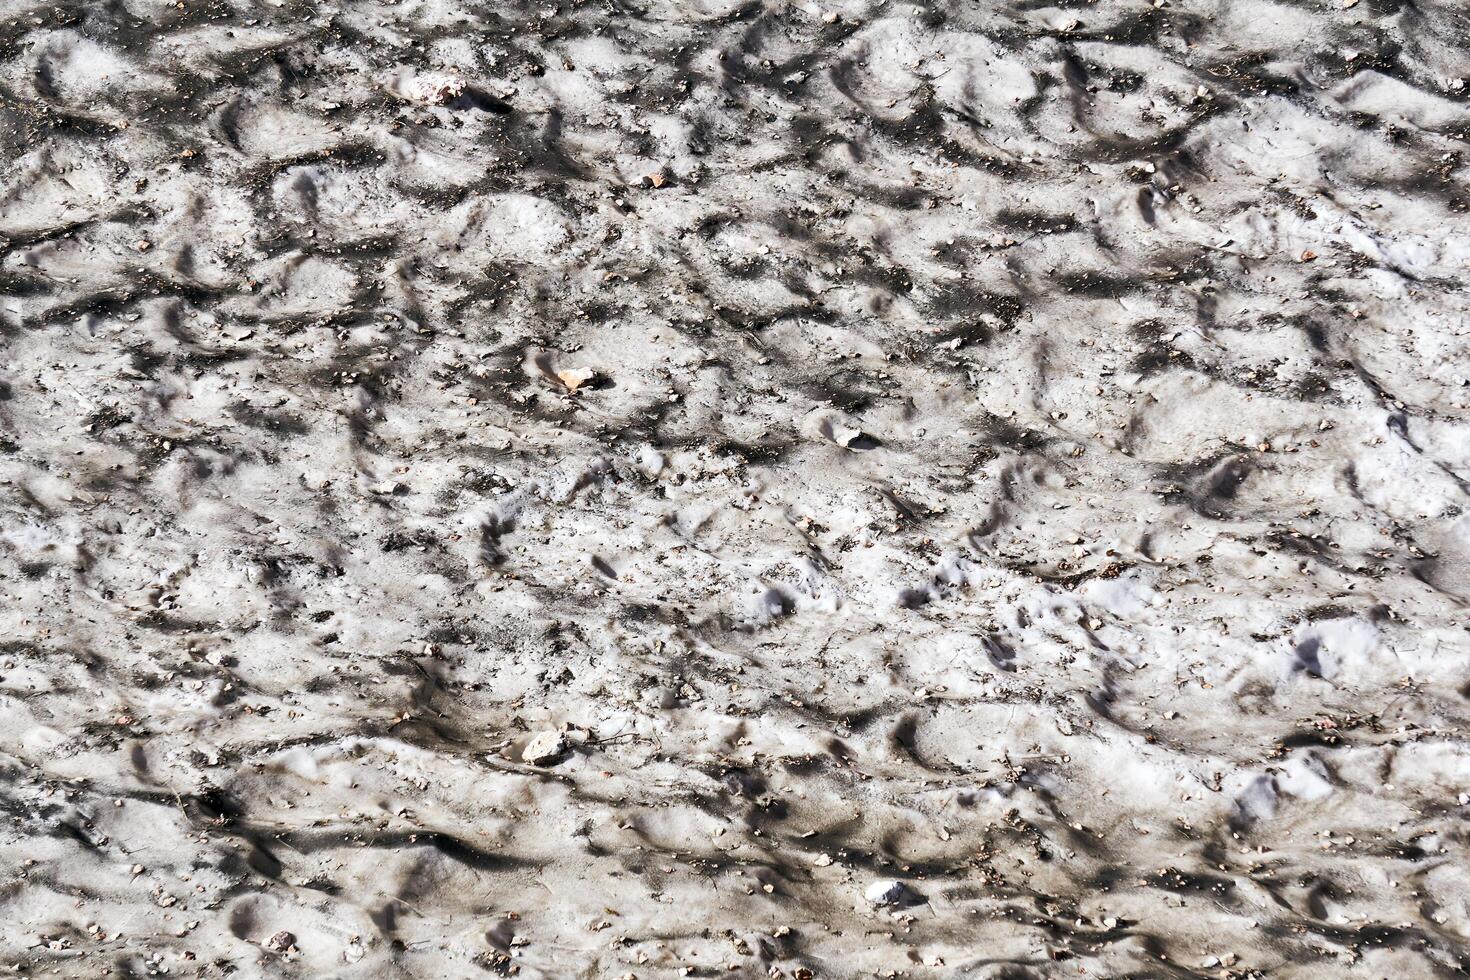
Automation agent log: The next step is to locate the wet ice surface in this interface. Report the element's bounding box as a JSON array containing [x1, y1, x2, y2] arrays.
[[1, 0, 1469, 977]]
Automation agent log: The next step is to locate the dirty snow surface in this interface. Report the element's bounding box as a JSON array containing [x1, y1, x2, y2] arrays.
[[3, 0, 1470, 976]]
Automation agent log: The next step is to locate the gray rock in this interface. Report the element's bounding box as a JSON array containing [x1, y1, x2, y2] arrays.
[[522, 731, 568, 766], [864, 879, 909, 907]]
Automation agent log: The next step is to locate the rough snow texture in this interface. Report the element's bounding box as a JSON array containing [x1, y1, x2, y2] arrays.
[[2, 0, 1469, 977]]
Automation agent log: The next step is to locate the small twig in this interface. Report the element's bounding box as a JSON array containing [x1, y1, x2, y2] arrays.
[[589, 730, 641, 746]]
